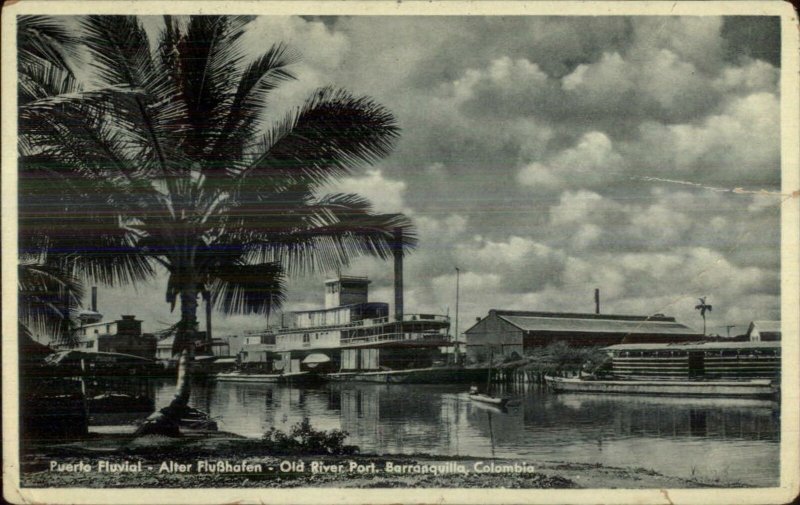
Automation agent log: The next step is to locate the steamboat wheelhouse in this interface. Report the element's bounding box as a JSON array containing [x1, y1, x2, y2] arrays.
[[605, 341, 781, 380]]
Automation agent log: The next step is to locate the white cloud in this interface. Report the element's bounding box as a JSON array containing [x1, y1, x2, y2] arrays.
[[549, 190, 621, 227], [633, 92, 780, 186], [518, 132, 623, 191], [516, 162, 561, 189], [325, 169, 408, 214]]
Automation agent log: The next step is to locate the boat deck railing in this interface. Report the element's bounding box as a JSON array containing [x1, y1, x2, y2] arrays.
[[274, 313, 449, 333], [340, 331, 448, 346]]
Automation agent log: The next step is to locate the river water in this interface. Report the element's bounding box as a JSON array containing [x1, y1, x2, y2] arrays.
[[151, 379, 780, 486]]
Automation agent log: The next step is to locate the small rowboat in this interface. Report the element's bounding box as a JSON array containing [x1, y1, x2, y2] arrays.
[[469, 349, 512, 409], [468, 392, 510, 408]]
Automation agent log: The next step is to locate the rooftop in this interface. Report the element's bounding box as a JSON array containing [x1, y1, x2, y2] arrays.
[[496, 312, 699, 336], [492, 310, 676, 322], [606, 341, 780, 351]]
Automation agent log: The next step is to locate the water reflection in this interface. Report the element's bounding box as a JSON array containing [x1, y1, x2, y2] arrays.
[[149, 379, 779, 486]]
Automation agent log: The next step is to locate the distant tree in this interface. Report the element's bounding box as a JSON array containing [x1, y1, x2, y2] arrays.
[[21, 15, 415, 436], [694, 297, 713, 336]]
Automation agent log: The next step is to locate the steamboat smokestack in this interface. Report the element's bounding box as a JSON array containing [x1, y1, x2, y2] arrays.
[[91, 286, 98, 312], [393, 228, 404, 322], [595, 288, 600, 314]]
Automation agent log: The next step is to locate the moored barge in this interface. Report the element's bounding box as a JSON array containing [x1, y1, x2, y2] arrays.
[[545, 376, 777, 398], [545, 341, 780, 398]]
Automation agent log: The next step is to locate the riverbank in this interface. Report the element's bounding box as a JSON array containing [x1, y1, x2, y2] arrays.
[[19, 431, 747, 489]]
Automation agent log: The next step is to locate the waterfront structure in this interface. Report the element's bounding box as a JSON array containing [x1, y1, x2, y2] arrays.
[[747, 321, 781, 342], [464, 310, 702, 361], [605, 341, 781, 380], [60, 315, 156, 360], [155, 331, 231, 365], [270, 276, 451, 375], [238, 330, 276, 367], [216, 334, 247, 357]]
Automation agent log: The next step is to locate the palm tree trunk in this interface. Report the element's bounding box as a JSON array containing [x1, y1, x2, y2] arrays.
[[135, 351, 190, 437], [205, 290, 212, 344], [135, 283, 198, 437]]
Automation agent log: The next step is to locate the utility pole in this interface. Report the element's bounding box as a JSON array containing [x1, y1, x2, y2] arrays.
[[455, 267, 461, 363]]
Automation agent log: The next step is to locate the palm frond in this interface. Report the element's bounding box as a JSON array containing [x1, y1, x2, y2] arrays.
[[234, 193, 416, 275], [18, 262, 83, 342], [81, 16, 187, 175], [168, 16, 256, 160], [207, 43, 297, 168], [208, 261, 285, 315], [19, 153, 157, 287], [80, 16, 155, 88], [18, 15, 79, 75], [239, 87, 400, 192], [18, 60, 80, 107]]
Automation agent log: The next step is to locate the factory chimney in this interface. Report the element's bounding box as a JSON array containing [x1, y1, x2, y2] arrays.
[[91, 286, 98, 312], [594, 288, 600, 314], [393, 228, 404, 322]]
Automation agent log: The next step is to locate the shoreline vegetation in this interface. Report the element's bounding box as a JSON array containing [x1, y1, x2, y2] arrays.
[[20, 425, 751, 489]]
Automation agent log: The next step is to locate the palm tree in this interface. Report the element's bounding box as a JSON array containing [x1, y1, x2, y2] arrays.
[[694, 297, 712, 336], [21, 15, 415, 435], [18, 15, 155, 345], [18, 16, 83, 342]]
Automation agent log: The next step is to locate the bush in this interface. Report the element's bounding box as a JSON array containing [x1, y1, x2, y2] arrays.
[[262, 418, 358, 455], [521, 343, 612, 376]]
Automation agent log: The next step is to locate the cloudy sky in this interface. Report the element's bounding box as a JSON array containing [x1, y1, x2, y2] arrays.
[[69, 15, 782, 338]]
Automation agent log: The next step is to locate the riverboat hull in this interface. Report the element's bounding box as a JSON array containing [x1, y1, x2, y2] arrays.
[[214, 372, 281, 383], [325, 366, 488, 384], [213, 371, 324, 384], [544, 375, 778, 398]]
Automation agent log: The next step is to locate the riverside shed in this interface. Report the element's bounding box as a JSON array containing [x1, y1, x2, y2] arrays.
[[464, 310, 702, 362]]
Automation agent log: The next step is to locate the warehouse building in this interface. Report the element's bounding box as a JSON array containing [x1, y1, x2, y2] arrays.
[[464, 310, 703, 362]]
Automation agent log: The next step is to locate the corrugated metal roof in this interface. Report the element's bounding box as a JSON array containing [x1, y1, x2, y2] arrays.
[[606, 341, 780, 351], [499, 315, 700, 336]]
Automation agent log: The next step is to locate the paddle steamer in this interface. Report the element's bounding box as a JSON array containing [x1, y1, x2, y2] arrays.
[[217, 234, 485, 383]]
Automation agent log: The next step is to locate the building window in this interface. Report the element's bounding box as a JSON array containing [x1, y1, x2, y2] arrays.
[[303, 333, 310, 343]]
